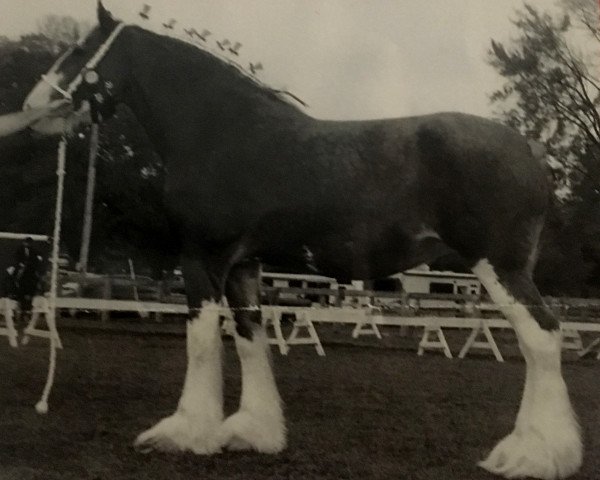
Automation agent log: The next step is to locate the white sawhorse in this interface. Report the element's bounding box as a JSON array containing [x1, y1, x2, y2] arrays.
[[548, 303, 585, 353], [578, 337, 600, 359], [22, 296, 63, 349], [561, 329, 583, 351], [262, 307, 325, 356], [418, 325, 452, 359], [458, 321, 504, 362], [352, 306, 382, 339], [287, 310, 325, 356], [0, 298, 19, 347], [262, 307, 289, 355]]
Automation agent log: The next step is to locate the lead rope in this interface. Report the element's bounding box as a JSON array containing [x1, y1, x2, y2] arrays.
[[33, 24, 126, 414], [35, 136, 67, 414]]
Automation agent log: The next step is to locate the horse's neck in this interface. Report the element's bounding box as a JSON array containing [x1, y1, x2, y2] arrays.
[[123, 37, 302, 159]]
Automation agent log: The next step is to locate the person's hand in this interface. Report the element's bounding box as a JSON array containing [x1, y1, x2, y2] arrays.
[[28, 99, 72, 122], [44, 99, 73, 117]]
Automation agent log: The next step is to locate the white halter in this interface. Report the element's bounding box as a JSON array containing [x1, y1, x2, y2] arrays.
[[41, 22, 128, 101]]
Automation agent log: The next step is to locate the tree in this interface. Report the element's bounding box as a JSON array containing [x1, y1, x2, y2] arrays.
[[561, 0, 600, 41], [488, 2, 600, 296], [0, 30, 63, 234], [36, 15, 90, 49], [0, 16, 177, 278], [488, 2, 600, 190]]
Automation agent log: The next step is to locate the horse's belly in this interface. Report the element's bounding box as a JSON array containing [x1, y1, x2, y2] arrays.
[[257, 222, 422, 283]]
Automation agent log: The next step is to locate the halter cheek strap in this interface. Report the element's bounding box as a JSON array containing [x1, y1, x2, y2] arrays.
[[40, 22, 128, 100], [67, 22, 127, 95]]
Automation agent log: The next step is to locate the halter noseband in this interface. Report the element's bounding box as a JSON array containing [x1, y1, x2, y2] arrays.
[[41, 75, 73, 101]]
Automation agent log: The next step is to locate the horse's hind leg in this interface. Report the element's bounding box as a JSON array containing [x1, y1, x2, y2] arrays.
[[218, 259, 286, 453], [472, 252, 582, 479]]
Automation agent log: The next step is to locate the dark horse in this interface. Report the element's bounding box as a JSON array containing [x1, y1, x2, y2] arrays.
[[24, 3, 581, 478]]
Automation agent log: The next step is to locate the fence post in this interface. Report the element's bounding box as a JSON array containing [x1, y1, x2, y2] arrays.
[[101, 276, 111, 322], [336, 286, 346, 308], [155, 280, 164, 323], [397, 291, 413, 337], [463, 296, 480, 318], [319, 292, 328, 307]]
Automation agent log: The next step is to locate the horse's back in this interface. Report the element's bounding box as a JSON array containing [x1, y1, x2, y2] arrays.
[[309, 111, 550, 222]]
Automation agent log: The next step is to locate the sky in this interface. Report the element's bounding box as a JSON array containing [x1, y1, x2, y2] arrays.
[[0, 0, 564, 120]]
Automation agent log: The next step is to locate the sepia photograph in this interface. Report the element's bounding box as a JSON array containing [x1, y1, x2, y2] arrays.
[[0, 1, 598, 479]]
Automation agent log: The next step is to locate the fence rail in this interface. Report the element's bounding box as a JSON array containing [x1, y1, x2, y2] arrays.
[[6, 279, 600, 360], [52, 273, 600, 323]]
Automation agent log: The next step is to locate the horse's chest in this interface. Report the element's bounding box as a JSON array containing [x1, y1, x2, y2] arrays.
[[162, 172, 251, 240]]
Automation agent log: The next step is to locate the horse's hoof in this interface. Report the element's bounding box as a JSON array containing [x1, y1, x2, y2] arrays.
[[218, 410, 286, 454], [134, 413, 222, 455], [479, 425, 582, 479]]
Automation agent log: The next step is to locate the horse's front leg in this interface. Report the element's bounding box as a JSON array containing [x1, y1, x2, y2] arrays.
[[218, 259, 286, 453], [135, 254, 224, 454]]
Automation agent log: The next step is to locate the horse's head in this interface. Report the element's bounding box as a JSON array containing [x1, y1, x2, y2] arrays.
[[24, 2, 129, 135]]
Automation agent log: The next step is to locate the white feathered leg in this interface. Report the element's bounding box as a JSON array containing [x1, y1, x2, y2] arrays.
[[135, 303, 224, 454], [473, 260, 581, 480], [219, 323, 286, 453]]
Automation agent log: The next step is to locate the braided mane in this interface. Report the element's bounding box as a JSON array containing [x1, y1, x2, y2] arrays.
[[131, 21, 307, 109]]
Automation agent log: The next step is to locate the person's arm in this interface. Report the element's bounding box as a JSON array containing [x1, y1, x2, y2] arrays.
[[0, 99, 70, 137]]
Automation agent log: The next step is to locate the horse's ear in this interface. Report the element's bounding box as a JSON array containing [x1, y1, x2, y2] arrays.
[[97, 1, 116, 32]]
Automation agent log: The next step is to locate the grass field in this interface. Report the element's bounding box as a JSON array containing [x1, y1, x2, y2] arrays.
[[1, 326, 599, 480]]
